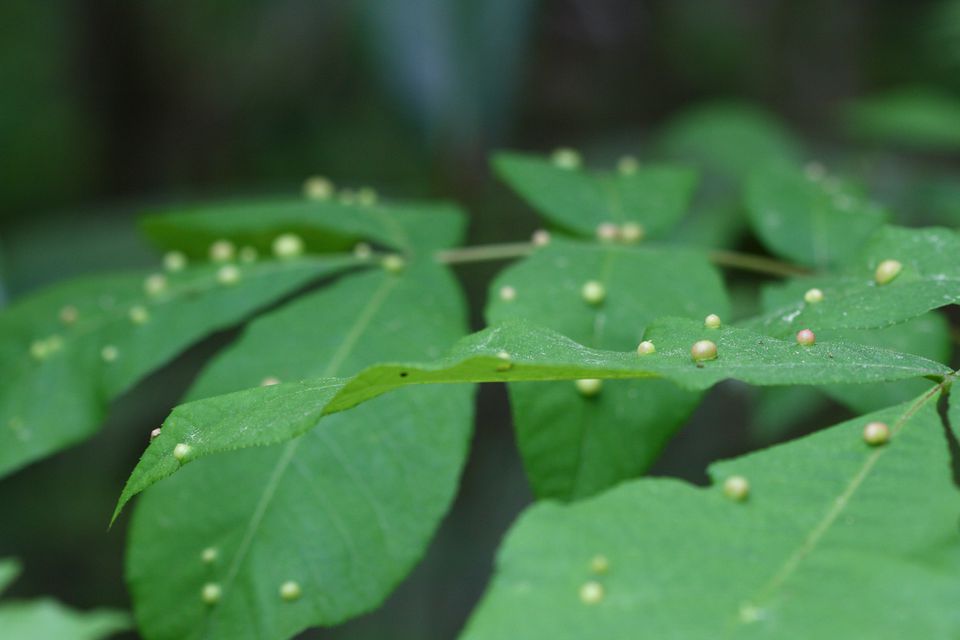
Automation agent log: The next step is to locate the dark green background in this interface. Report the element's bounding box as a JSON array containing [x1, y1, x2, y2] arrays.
[[1, 1, 959, 638]]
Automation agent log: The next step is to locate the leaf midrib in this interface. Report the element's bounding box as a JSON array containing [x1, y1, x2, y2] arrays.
[[201, 273, 399, 637], [727, 383, 944, 634], [7, 256, 358, 381]]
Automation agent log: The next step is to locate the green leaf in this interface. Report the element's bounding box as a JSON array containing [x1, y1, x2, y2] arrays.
[[485, 239, 730, 500], [0, 559, 130, 640], [655, 103, 802, 181], [844, 87, 960, 151], [654, 103, 802, 249], [746, 225, 960, 334], [140, 197, 466, 255], [0, 255, 358, 478], [0, 558, 19, 594], [115, 317, 950, 519], [748, 386, 827, 445], [817, 314, 951, 413], [461, 389, 960, 639], [746, 166, 888, 268], [492, 152, 697, 238], [125, 261, 474, 640]]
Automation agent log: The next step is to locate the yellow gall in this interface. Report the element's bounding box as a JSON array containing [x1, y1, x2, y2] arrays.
[[128, 305, 150, 325], [874, 259, 902, 285], [353, 242, 372, 259], [863, 421, 890, 446], [272, 233, 305, 259], [531, 229, 551, 246], [173, 443, 192, 461], [704, 314, 722, 329], [595, 222, 620, 243], [804, 288, 824, 304], [303, 175, 334, 200], [579, 580, 604, 605], [163, 251, 187, 272], [150, 427, 162, 440], [690, 340, 718, 362], [201, 547, 218, 564], [575, 378, 603, 397], [209, 239, 235, 263], [589, 555, 610, 574], [495, 351, 512, 372], [796, 329, 815, 346], [581, 280, 606, 305], [620, 222, 645, 243], [382, 254, 406, 274], [201, 583, 222, 605], [499, 285, 517, 302], [636, 340, 656, 355], [100, 345, 119, 363], [144, 273, 167, 296], [723, 475, 750, 502], [617, 155, 639, 175], [260, 376, 281, 387], [356, 187, 378, 206], [29, 340, 49, 361], [59, 305, 79, 325], [217, 264, 241, 285], [551, 147, 582, 170], [279, 581, 302, 602]]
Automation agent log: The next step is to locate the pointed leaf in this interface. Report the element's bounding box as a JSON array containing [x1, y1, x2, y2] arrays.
[[493, 152, 697, 238], [486, 239, 730, 500], [0, 558, 130, 640], [115, 317, 950, 519], [141, 197, 466, 255], [745, 166, 887, 268], [125, 261, 474, 640], [462, 389, 960, 639], [746, 225, 960, 334], [0, 255, 358, 477]]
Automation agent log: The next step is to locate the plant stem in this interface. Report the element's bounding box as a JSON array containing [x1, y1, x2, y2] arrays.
[[434, 242, 534, 264], [707, 249, 810, 277], [434, 241, 808, 278]]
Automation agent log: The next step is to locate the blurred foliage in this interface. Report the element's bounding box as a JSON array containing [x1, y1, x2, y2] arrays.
[[1, 0, 959, 638]]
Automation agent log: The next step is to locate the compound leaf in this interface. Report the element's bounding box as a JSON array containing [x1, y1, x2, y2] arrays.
[[486, 239, 730, 500], [461, 390, 960, 639], [493, 152, 697, 238], [746, 226, 960, 334], [746, 166, 888, 268], [115, 317, 950, 520], [125, 261, 474, 640], [141, 197, 466, 255], [0, 255, 358, 478]]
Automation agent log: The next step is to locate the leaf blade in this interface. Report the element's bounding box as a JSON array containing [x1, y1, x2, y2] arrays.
[[461, 389, 960, 639]]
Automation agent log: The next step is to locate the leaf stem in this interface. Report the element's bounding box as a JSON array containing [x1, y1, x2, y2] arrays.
[[706, 249, 810, 278], [434, 242, 534, 264], [433, 241, 809, 278]]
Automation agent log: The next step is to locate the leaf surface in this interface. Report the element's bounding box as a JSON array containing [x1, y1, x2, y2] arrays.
[[461, 389, 960, 639], [141, 197, 466, 255], [486, 239, 730, 500], [115, 317, 950, 519], [745, 226, 960, 334], [746, 166, 887, 268], [0, 256, 358, 478], [493, 152, 697, 238], [125, 261, 474, 640], [0, 559, 131, 640]]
